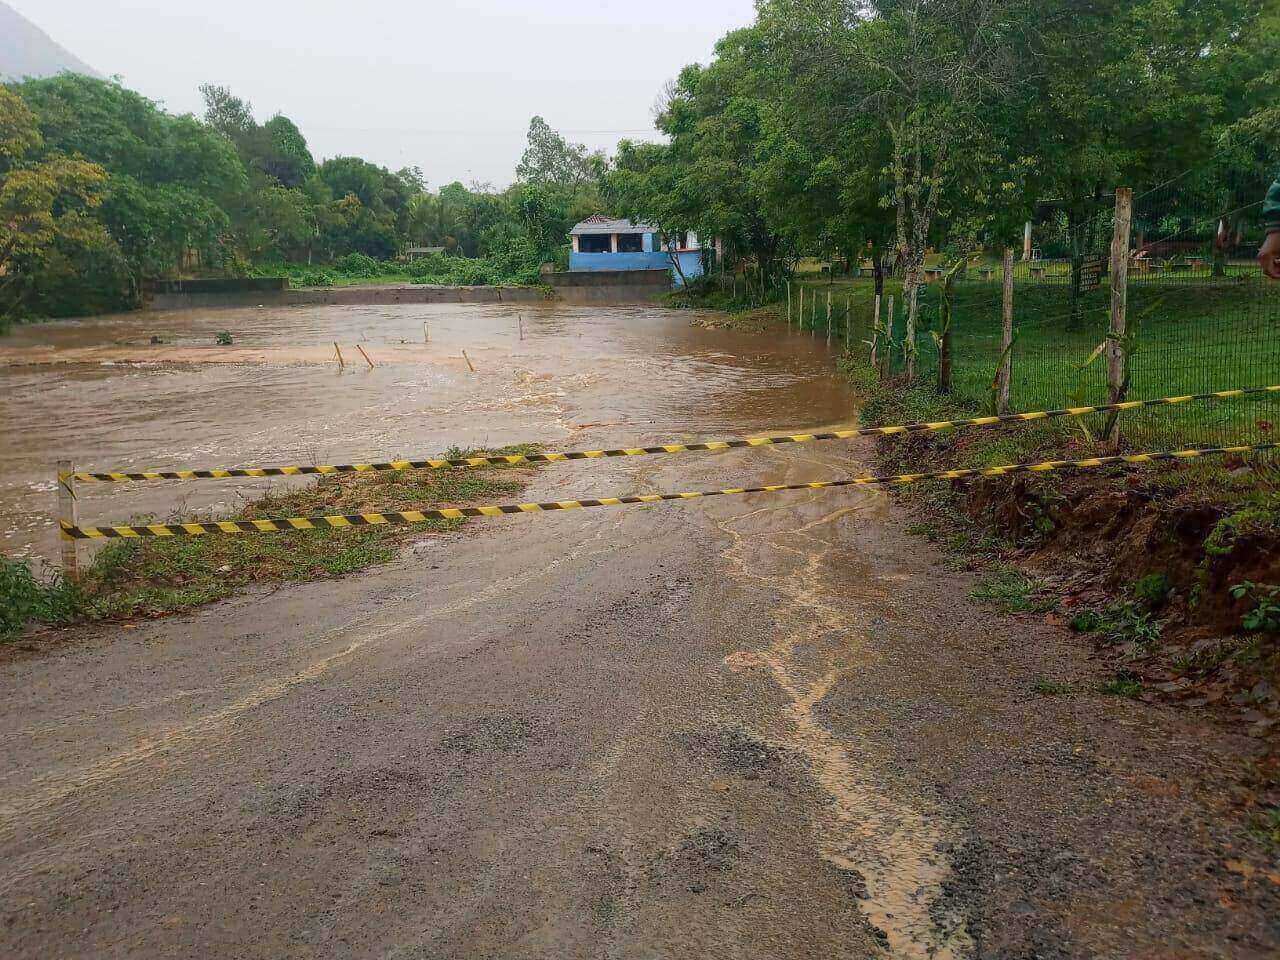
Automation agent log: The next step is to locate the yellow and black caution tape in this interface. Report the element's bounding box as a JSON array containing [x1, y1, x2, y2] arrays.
[[62, 385, 1280, 484], [60, 442, 1277, 540]]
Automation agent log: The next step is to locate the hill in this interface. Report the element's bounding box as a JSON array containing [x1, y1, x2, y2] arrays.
[[0, 2, 100, 82]]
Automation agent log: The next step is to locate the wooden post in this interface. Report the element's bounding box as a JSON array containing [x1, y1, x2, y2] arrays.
[[57, 461, 79, 583], [997, 247, 1015, 415], [333, 342, 345, 369], [1105, 187, 1134, 446], [826, 291, 832, 345], [462, 349, 477, 374], [884, 295, 895, 380], [519, 314, 525, 341], [845, 296, 852, 346], [870, 294, 882, 368], [1023, 221, 1033, 261], [356, 344, 375, 369], [905, 283, 917, 380], [786, 280, 792, 328], [423, 322, 429, 343], [798, 286, 804, 331]]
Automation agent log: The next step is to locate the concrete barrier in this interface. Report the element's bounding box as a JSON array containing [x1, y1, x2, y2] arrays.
[[544, 269, 671, 303], [148, 284, 550, 311]]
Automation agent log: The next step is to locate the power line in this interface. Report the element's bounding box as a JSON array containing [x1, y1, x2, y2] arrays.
[[302, 124, 661, 137]]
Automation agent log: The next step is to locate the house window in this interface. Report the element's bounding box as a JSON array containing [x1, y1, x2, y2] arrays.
[[617, 233, 644, 253], [578, 234, 611, 253]]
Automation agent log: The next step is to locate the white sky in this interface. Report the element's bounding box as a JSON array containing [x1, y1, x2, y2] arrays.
[[13, 0, 755, 187]]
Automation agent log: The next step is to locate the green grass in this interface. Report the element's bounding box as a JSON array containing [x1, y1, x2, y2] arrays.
[[1033, 677, 1075, 696], [968, 566, 1057, 613], [3, 446, 539, 633], [825, 275, 1279, 453], [1100, 675, 1144, 698], [1069, 602, 1164, 651], [1249, 807, 1280, 851]]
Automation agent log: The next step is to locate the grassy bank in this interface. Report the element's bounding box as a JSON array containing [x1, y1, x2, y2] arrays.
[[1, 447, 538, 638]]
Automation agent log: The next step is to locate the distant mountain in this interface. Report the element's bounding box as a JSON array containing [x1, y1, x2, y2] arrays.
[[0, 2, 101, 83]]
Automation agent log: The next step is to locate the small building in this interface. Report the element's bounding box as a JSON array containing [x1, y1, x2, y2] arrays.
[[569, 216, 705, 287]]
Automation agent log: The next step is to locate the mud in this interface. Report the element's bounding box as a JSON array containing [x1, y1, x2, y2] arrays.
[[1, 304, 1277, 957]]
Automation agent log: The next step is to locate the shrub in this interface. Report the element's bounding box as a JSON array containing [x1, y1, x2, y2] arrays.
[[0, 556, 81, 638], [331, 252, 383, 277]]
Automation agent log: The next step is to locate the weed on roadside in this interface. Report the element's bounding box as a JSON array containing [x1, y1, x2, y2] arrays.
[[1032, 677, 1074, 696], [1100, 675, 1144, 698], [969, 567, 1057, 614], [1070, 602, 1163, 656], [1249, 807, 1280, 850], [0, 556, 85, 638]]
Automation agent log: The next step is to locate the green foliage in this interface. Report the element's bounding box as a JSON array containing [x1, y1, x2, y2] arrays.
[[1100, 675, 1144, 698], [1033, 678, 1074, 696], [215, 330, 233, 346], [1133, 573, 1172, 608], [1230, 582, 1280, 633], [2, 78, 598, 327], [1070, 602, 1164, 650], [0, 556, 83, 638], [1250, 806, 1280, 850], [968, 567, 1056, 613]]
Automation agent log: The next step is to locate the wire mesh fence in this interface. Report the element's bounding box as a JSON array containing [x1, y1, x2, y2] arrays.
[[843, 162, 1280, 452]]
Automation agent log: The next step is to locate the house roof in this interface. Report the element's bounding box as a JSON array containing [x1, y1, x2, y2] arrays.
[[570, 216, 657, 236]]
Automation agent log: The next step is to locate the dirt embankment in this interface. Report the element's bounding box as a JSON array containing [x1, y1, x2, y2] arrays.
[[875, 429, 1280, 837]]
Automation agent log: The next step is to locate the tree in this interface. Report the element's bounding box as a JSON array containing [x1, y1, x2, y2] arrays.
[[260, 115, 316, 188], [0, 87, 111, 319], [199, 83, 255, 141], [515, 116, 604, 202]]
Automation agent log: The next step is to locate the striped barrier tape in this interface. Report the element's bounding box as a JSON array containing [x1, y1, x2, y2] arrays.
[[59, 441, 1278, 540], [61, 385, 1280, 484]]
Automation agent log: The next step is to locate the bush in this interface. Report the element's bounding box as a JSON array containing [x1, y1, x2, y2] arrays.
[[332, 252, 383, 277], [0, 556, 81, 638], [292, 269, 336, 287]]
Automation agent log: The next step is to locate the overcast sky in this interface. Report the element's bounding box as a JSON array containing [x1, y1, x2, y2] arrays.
[[14, 0, 755, 187]]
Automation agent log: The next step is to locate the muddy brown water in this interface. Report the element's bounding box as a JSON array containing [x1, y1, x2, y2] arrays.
[[0, 302, 853, 564]]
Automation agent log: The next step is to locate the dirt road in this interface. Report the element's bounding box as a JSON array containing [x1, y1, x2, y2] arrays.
[[2, 305, 1276, 957]]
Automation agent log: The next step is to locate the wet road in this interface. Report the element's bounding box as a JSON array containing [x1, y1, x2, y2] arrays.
[[2, 304, 1276, 957]]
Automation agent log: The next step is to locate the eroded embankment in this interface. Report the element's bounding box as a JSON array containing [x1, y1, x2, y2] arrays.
[[872, 427, 1280, 829]]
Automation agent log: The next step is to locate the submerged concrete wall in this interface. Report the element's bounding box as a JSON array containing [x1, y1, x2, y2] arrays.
[[147, 275, 671, 311], [148, 285, 549, 311], [544, 269, 671, 302]]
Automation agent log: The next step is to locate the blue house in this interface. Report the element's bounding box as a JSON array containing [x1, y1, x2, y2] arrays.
[[569, 216, 706, 287]]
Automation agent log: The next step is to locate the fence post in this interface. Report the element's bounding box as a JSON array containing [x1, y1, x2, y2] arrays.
[[786, 280, 792, 329], [57, 460, 79, 583], [870, 294, 882, 369], [997, 247, 1014, 415], [1105, 187, 1134, 446], [846, 296, 852, 347], [883, 295, 895, 381], [826, 291, 832, 345]]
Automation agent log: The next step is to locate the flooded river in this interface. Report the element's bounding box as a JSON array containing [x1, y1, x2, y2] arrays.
[[0, 301, 853, 565]]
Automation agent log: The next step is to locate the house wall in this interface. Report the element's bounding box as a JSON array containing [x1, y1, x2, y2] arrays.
[[567, 247, 705, 287]]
